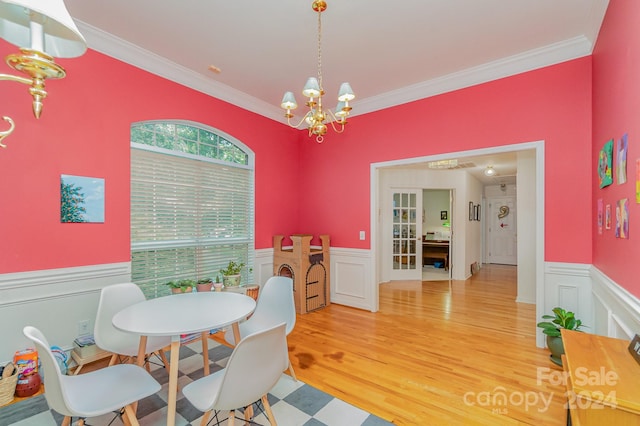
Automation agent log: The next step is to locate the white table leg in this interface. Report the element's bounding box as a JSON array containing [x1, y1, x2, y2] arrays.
[[167, 335, 180, 426]]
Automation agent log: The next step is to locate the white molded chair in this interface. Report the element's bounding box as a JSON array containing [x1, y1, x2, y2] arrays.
[[224, 276, 297, 380], [183, 323, 288, 426], [23, 326, 161, 426], [94, 283, 170, 371]]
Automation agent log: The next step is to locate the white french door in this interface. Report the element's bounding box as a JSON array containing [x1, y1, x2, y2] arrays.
[[390, 190, 422, 280]]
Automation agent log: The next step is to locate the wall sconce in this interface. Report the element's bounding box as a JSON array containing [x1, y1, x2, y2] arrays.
[[0, 0, 86, 148]]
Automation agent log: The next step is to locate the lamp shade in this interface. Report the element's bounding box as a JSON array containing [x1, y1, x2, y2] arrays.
[[302, 77, 320, 98], [280, 91, 298, 110], [0, 0, 86, 58], [337, 82, 355, 102], [335, 101, 348, 119]]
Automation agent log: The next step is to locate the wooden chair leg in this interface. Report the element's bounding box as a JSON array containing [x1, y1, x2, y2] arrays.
[[108, 353, 118, 366], [123, 404, 140, 426], [262, 394, 278, 426], [77, 419, 85, 426], [228, 409, 235, 426], [62, 417, 71, 426], [288, 358, 297, 382], [200, 410, 212, 426], [158, 349, 170, 370], [244, 403, 254, 421]]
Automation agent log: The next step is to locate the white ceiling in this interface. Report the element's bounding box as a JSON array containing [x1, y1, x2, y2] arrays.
[[63, 0, 609, 184]]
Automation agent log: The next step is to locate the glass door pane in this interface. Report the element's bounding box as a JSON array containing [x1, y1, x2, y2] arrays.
[[392, 191, 419, 273]]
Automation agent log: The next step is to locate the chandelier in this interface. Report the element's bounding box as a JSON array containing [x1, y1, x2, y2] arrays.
[[280, 0, 355, 143]]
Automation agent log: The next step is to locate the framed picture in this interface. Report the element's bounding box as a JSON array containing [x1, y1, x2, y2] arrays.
[[469, 202, 474, 221], [474, 204, 481, 221], [440, 211, 447, 220], [60, 174, 105, 223]]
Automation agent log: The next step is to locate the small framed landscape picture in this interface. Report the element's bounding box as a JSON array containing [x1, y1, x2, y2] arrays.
[[441, 211, 447, 220], [60, 174, 105, 223], [469, 202, 474, 221]]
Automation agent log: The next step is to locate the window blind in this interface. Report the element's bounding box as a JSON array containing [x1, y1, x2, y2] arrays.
[[131, 142, 254, 299]]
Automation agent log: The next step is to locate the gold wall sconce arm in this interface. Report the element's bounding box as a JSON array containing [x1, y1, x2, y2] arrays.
[[0, 0, 87, 149]]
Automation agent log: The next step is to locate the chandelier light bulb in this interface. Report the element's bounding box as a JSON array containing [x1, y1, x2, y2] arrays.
[[484, 166, 497, 176]]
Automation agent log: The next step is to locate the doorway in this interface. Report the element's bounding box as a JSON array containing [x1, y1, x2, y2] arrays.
[[422, 189, 452, 281], [370, 141, 544, 346]]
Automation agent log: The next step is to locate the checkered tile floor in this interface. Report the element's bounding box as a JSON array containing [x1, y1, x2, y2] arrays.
[[1, 338, 393, 426]]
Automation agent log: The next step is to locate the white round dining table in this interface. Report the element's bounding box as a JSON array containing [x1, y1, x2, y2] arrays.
[[112, 291, 256, 426]]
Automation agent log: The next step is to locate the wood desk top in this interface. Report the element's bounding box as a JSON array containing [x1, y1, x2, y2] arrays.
[[423, 240, 449, 246], [561, 329, 640, 414]]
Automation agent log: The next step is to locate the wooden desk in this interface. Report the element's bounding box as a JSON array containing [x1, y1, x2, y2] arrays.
[[561, 329, 640, 425], [422, 240, 449, 270]]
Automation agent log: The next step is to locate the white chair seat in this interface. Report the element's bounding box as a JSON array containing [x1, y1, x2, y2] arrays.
[[60, 364, 160, 417], [182, 323, 288, 426], [181, 369, 224, 412], [23, 326, 161, 426], [224, 276, 297, 380], [95, 283, 171, 369]]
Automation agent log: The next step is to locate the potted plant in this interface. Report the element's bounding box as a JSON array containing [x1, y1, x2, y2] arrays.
[[166, 279, 195, 294], [196, 277, 213, 292], [220, 261, 251, 287], [537, 307, 586, 366], [213, 275, 223, 291]]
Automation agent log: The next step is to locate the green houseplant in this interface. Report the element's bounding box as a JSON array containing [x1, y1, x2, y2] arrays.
[[196, 277, 213, 292], [537, 307, 586, 366], [166, 279, 195, 294], [220, 261, 251, 287]]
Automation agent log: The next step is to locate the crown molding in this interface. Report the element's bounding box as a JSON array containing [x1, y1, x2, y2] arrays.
[[77, 20, 593, 125], [76, 21, 285, 123], [354, 36, 593, 117]]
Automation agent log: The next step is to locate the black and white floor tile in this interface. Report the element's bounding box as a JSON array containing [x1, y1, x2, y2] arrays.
[[0, 338, 393, 426]]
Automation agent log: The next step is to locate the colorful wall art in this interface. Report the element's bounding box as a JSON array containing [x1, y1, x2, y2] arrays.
[[597, 198, 603, 235], [598, 139, 614, 188], [636, 159, 640, 203], [617, 133, 628, 184], [60, 175, 105, 223], [606, 204, 612, 230], [615, 198, 629, 239]]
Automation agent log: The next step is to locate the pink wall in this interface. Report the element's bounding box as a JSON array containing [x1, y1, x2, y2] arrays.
[[0, 37, 595, 280], [299, 59, 593, 265], [592, 0, 640, 297], [0, 43, 300, 273]]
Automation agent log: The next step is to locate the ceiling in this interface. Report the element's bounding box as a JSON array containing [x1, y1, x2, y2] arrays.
[[63, 0, 608, 184]]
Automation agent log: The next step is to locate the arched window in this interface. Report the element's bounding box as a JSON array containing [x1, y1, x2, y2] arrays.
[[130, 120, 255, 298]]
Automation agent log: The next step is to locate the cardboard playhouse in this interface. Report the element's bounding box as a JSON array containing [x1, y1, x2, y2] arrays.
[[273, 234, 330, 314]]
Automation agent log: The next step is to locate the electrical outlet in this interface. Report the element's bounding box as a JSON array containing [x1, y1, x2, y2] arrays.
[[359, 230, 366, 240], [78, 319, 91, 336]]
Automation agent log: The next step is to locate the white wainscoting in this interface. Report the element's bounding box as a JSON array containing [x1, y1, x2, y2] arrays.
[[541, 262, 592, 347], [542, 262, 640, 346], [330, 247, 374, 311], [591, 266, 640, 340], [3, 259, 637, 363], [252, 247, 374, 311], [0, 262, 131, 364]]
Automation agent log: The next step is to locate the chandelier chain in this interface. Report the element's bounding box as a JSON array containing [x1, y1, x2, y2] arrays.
[[316, 8, 323, 92]]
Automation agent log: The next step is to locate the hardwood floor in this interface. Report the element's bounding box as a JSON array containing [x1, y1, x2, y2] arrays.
[[287, 264, 568, 425]]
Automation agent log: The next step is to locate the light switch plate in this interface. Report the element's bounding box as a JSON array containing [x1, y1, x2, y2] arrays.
[[359, 230, 365, 240]]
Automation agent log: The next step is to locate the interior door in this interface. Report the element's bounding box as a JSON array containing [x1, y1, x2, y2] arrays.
[[487, 196, 517, 265], [390, 190, 422, 280]]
